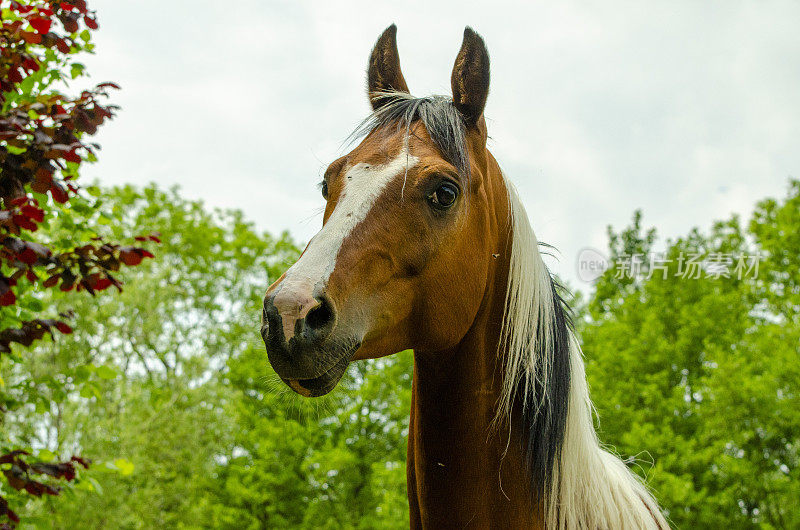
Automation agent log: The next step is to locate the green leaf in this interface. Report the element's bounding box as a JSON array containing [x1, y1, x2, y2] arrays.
[[6, 145, 27, 155], [113, 458, 135, 476], [22, 298, 44, 312], [70, 63, 85, 79], [37, 449, 56, 461], [88, 476, 103, 494], [79, 382, 102, 400], [95, 365, 118, 380]]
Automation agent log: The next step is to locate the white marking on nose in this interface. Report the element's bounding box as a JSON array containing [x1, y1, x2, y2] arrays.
[[271, 290, 317, 341], [275, 146, 418, 340]]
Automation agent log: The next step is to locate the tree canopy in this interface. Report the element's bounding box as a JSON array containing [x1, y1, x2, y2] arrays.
[[582, 180, 799, 528]]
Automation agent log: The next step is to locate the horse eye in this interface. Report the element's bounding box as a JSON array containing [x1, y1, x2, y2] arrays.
[[428, 182, 458, 210], [321, 180, 329, 199]]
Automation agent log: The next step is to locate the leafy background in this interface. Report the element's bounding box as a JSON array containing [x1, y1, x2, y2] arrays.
[[5, 181, 798, 529]]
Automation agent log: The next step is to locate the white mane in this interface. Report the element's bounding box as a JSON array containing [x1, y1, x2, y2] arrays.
[[499, 180, 670, 529]]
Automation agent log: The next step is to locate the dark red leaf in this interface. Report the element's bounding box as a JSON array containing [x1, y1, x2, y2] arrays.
[[7, 67, 23, 83], [32, 179, 51, 193], [29, 17, 52, 34], [54, 322, 73, 334], [62, 15, 79, 33], [63, 148, 81, 163], [0, 290, 16, 306], [50, 183, 68, 203], [23, 481, 46, 496], [56, 38, 71, 54], [21, 205, 45, 222], [119, 249, 143, 266], [22, 57, 40, 72], [35, 167, 54, 182], [84, 16, 98, 29], [18, 248, 38, 265], [12, 215, 37, 231]]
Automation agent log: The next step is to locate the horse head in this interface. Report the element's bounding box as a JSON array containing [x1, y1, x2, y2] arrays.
[[262, 26, 500, 397]]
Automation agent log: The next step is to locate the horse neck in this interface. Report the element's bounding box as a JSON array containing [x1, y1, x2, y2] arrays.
[[408, 295, 542, 528], [407, 155, 544, 528]]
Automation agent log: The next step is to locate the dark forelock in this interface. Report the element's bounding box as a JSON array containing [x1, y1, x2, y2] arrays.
[[348, 91, 470, 179]]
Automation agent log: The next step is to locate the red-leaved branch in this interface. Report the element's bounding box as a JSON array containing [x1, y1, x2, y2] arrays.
[[1, 1, 156, 527]]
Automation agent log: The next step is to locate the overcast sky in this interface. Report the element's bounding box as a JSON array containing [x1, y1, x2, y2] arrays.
[[81, 1, 800, 288]]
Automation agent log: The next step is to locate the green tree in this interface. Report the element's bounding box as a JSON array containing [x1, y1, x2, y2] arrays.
[[581, 180, 800, 528], [6, 184, 298, 529]]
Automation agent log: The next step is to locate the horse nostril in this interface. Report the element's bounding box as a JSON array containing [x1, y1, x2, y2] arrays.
[[263, 290, 335, 346], [305, 296, 335, 335]]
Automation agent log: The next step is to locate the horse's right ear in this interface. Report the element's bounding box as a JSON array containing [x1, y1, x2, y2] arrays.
[[367, 24, 410, 110], [451, 27, 490, 127]]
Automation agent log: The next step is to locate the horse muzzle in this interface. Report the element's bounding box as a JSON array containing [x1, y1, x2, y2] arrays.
[[261, 286, 355, 397]]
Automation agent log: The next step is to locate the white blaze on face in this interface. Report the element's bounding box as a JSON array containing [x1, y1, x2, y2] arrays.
[[276, 146, 419, 309]]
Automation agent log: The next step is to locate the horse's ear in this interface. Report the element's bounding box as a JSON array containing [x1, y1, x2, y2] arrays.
[[451, 27, 490, 127], [367, 24, 410, 110]]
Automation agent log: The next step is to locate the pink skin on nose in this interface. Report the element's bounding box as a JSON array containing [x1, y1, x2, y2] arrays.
[[271, 288, 319, 342]]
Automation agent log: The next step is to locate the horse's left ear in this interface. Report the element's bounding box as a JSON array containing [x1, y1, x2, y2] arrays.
[[451, 27, 490, 127]]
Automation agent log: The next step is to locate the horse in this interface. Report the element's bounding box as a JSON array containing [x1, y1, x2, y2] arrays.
[[262, 25, 669, 529]]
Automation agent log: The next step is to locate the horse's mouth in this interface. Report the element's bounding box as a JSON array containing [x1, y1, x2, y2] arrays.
[[279, 346, 355, 397]]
